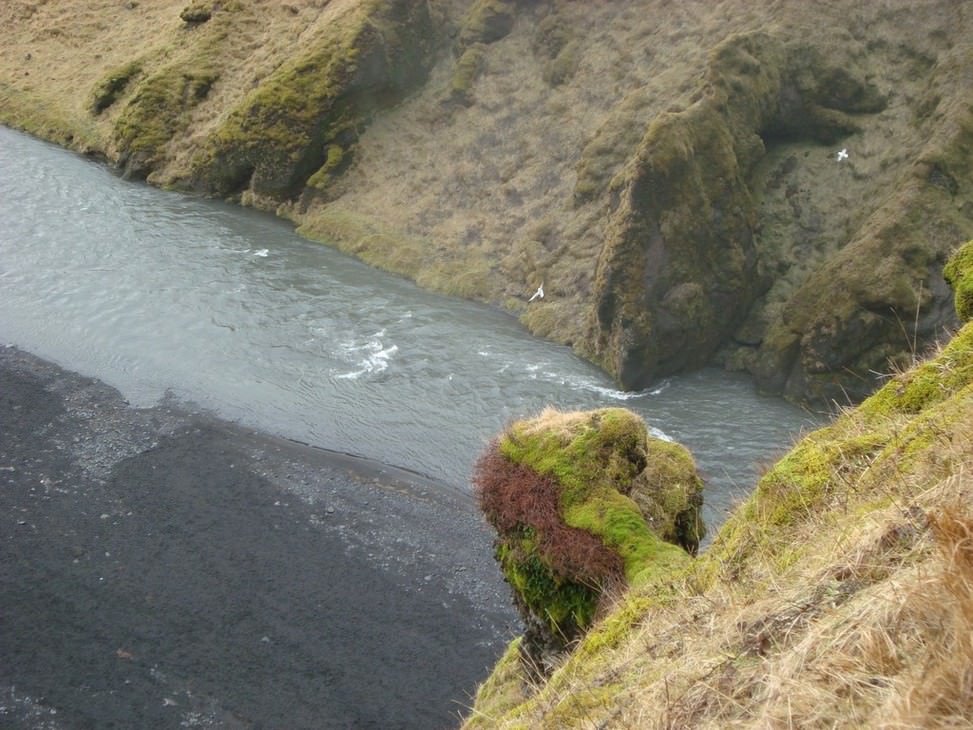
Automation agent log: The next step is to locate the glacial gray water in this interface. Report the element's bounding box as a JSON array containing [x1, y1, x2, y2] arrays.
[[0, 126, 822, 531]]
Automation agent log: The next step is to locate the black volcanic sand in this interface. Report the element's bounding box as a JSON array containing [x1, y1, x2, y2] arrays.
[[0, 345, 519, 729]]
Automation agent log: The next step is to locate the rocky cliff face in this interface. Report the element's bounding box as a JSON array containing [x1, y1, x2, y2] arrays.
[[2, 0, 971, 404]]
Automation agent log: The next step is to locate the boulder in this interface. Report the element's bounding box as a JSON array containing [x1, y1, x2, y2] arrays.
[[473, 407, 703, 676]]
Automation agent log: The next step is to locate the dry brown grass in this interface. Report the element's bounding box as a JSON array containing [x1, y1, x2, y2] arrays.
[[465, 340, 973, 728]]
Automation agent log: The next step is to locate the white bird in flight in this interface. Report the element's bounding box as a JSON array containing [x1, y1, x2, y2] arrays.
[[836, 148, 849, 162], [528, 283, 544, 302]]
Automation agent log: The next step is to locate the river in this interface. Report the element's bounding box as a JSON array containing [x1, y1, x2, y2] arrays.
[[0, 126, 821, 533]]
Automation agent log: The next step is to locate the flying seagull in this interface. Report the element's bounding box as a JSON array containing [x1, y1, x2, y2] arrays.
[[836, 148, 849, 162], [528, 283, 544, 302]]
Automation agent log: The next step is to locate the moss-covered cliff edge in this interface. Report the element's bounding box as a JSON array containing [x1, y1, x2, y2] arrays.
[[462, 240, 973, 727], [2, 0, 972, 405]]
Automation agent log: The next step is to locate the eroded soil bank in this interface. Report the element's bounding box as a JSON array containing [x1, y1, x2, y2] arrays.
[[0, 345, 517, 729]]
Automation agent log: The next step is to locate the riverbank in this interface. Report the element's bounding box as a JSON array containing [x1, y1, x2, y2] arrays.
[[0, 344, 518, 729]]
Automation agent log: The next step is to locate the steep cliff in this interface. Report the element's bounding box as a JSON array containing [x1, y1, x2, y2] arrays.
[[2, 0, 971, 403], [462, 241, 973, 728]]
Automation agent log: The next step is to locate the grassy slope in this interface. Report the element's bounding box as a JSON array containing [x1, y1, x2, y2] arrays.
[[464, 260, 973, 727]]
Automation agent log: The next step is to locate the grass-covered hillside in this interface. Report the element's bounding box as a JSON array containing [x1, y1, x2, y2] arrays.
[[463, 241, 973, 727], [2, 1, 971, 404]]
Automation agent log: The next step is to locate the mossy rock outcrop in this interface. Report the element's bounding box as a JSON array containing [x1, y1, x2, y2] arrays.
[[474, 407, 703, 675], [944, 240, 973, 322], [112, 61, 220, 179], [583, 32, 889, 391], [464, 254, 973, 730], [189, 0, 435, 201], [455, 0, 517, 55]]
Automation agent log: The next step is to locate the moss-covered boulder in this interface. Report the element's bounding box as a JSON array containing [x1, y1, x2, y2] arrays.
[[944, 240, 973, 322], [189, 0, 435, 201], [180, 1, 217, 24], [473, 407, 703, 676], [455, 0, 516, 55], [112, 61, 220, 179]]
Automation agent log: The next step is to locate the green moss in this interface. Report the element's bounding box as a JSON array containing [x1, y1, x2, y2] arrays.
[[585, 88, 762, 388], [416, 255, 496, 300], [109, 14, 235, 178], [572, 90, 651, 205], [113, 62, 219, 175], [466, 638, 527, 727], [943, 240, 973, 321], [296, 206, 426, 279], [861, 322, 973, 416], [195, 0, 434, 199], [572, 593, 659, 659], [0, 82, 101, 151], [451, 44, 486, 103], [543, 39, 581, 87], [89, 61, 143, 114], [532, 11, 572, 61], [497, 530, 601, 635], [297, 205, 497, 301], [180, 1, 214, 23], [179, 0, 240, 24], [456, 0, 516, 53], [704, 319, 973, 588], [500, 409, 693, 584], [630, 439, 706, 552], [306, 144, 347, 191]]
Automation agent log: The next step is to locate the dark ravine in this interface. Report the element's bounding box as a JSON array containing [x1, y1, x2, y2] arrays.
[[0, 345, 517, 729]]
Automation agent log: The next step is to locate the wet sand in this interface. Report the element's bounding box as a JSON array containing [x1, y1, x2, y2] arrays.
[[0, 345, 518, 729]]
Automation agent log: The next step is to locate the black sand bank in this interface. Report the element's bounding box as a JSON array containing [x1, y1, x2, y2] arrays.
[[0, 345, 517, 729]]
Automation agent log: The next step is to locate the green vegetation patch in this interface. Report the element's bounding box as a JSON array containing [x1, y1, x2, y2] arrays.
[[474, 408, 700, 675], [90, 61, 143, 115], [0, 82, 101, 151], [194, 0, 434, 200], [943, 240, 973, 322], [466, 637, 527, 724], [113, 61, 219, 177], [455, 0, 516, 53], [861, 322, 973, 416], [707, 319, 973, 586], [498, 408, 695, 584], [106, 13, 236, 179], [450, 43, 486, 103]]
